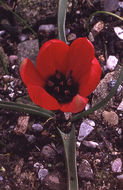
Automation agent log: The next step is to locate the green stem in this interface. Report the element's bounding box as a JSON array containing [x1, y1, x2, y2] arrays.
[[0, 0, 38, 38], [58, 126, 78, 190], [58, 0, 67, 43], [71, 65, 123, 122], [86, 11, 123, 33], [0, 101, 55, 118]]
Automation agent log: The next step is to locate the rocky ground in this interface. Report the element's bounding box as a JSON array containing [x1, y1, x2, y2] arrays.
[[0, 0, 123, 189]]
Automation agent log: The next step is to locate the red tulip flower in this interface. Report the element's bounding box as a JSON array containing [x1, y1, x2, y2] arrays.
[[20, 37, 101, 113]]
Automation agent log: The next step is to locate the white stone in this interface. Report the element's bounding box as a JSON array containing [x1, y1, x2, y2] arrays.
[[114, 27, 123, 40], [32, 123, 43, 132], [111, 158, 122, 173], [78, 119, 95, 141], [9, 93, 14, 98], [39, 24, 55, 32], [106, 56, 118, 71], [38, 168, 48, 181], [117, 174, 123, 180], [119, 2, 123, 8], [117, 100, 123, 111], [82, 140, 99, 148]]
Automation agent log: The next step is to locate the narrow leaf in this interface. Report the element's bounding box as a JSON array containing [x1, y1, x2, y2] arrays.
[[58, 0, 68, 43], [58, 125, 78, 190]]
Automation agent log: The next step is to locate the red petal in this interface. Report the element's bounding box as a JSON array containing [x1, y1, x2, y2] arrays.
[[27, 85, 60, 110], [66, 37, 95, 82], [61, 95, 88, 113], [36, 39, 69, 80], [20, 58, 44, 87], [79, 58, 102, 97]]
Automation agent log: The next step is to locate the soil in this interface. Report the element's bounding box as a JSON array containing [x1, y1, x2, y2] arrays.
[[0, 0, 123, 190]]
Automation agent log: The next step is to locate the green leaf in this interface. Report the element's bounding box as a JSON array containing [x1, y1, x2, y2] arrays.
[[58, 125, 78, 190], [0, 101, 55, 119], [58, 0, 68, 43]]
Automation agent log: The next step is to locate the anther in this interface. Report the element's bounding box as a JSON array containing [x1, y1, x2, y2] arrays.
[[47, 80, 54, 87], [54, 86, 60, 93]]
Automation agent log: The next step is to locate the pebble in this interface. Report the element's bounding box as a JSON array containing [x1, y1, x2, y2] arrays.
[[78, 159, 94, 180], [102, 111, 119, 126], [9, 55, 18, 64], [117, 99, 123, 111], [0, 30, 5, 36], [101, 0, 119, 12], [106, 55, 118, 71], [41, 145, 57, 162], [64, 112, 72, 120], [44, 171, 66, 190], [3, 75, 14, 83], [88, 32, 94, 42], [111, 158, 122, 173], [78, 119, 95, 141], [9, 93, 15, 98], [65, 28, 70, 35], [34, 162, 43, 169], [0, 176, 3, 181], [19, 34, 29, 42], [119, 2, 123, 8], [117, 174, 123, 181], [85, 103, 91, 111], [67, 33, 76, 41], [38, 168, 49, 181], [26, 134, 36, 143], [32, 123, 43, 132], [108, 80, 122, 93], [114, 27, 123, 40], [82, 140, 99, 148], [39, 24, 55, 32], [92, 21, 104, 34]]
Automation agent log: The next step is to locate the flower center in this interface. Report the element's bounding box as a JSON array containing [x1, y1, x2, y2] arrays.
[[45, 70, 79, 103]]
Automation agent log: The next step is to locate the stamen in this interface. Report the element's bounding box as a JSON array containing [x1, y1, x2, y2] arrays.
[[45, 70, 78, 103]]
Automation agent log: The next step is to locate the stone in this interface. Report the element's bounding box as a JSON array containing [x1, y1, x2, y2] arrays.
[[106, 55, 118, 71], [67, 33, 77, 41], [19, 34, 29, 42], [117, 174, 123, 181], [14, 0, 58, 28], [117, 99, 123, 111], [32, 123, 43, 132], [111, 158, 122, 173], [82, 140, 99, 148], [39, 24, 55, 32], [102, 111, 119, 126], [92, 21, 104, 35], [38, 168, 49, 181], [26, 135, 36, 143], [41, 145, 57, 162], [44, 171, 66, 190], [114, 27, 123, 40], [78, 159, 94, 180], [101, 0, 119, 12], [0, 30, 5, 36], [92, 66, 121, 118], [119, 2, 123, 8], [78, 119, 95, 141], [9, 55, 18, 64], [17, 39, 39, 65]]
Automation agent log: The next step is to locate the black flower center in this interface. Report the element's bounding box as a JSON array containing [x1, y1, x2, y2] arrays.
[[45, 70, 79, 103]]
